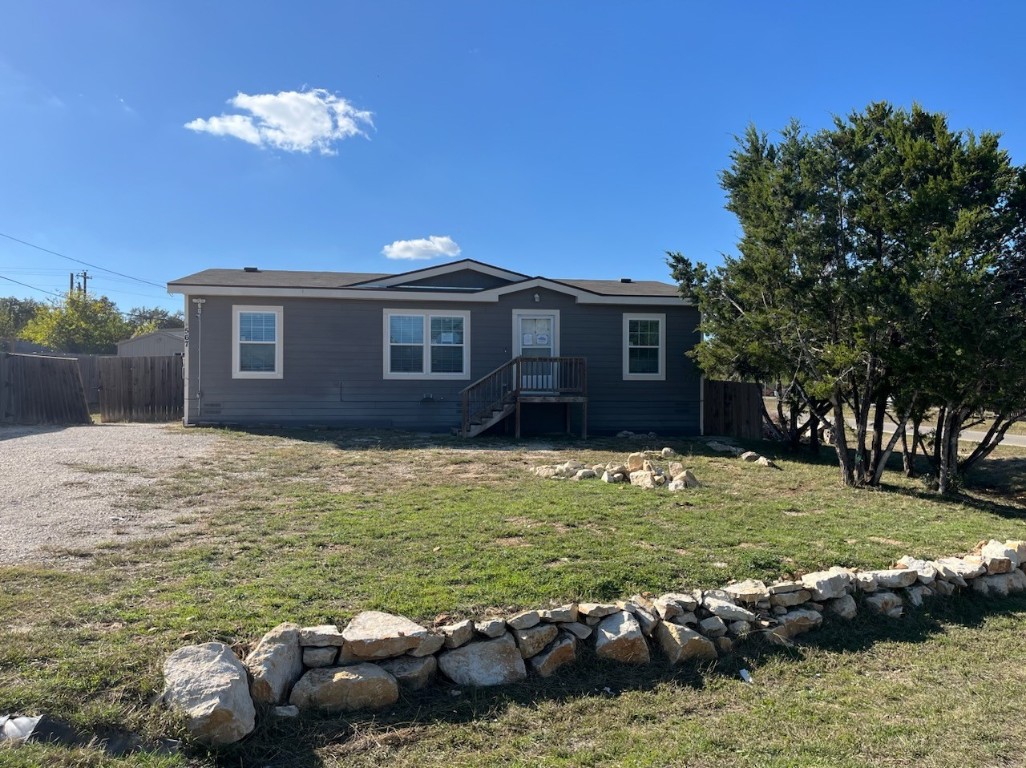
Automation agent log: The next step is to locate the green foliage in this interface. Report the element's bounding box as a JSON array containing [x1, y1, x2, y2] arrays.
[[672, 102, 1026, 490], [20, 292, 132, 353], [0, 296, 44, 338], [126, 306, 184, 338]]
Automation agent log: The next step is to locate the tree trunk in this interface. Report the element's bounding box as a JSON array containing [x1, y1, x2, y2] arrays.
[[959, 410, 1026, 475], [871, 413, 909, 486], [831, 388, 855, 486], [868, 391, 888, 479], [809, 410, 821, 455], [937, 407, 963, 495]]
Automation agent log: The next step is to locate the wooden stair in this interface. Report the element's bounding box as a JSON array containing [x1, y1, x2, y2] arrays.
[[459, 356, 587, 438]]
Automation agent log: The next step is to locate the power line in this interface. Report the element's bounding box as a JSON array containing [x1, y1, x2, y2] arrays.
[[0, 273, 63, 297], [0, 231, 167, 290]]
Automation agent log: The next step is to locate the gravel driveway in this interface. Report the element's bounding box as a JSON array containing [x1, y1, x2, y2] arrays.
[[0, 423, 218, 565]]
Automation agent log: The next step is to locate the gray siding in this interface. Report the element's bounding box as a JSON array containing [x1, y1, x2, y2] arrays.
[[183, 287, 701, 434]]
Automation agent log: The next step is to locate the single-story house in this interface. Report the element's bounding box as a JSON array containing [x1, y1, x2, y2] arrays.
[[167, 259, 703, 436], [116, 328, 186, 357]]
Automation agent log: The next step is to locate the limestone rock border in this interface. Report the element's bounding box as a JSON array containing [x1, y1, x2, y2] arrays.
[[162, 538, 1026, 745]]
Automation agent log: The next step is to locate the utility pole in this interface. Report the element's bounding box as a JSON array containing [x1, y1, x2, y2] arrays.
[[74, 270, 90, 295], [69, 272, 74, 294]]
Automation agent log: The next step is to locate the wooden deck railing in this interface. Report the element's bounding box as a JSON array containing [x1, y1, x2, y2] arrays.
[[460, 356, 587, 436]]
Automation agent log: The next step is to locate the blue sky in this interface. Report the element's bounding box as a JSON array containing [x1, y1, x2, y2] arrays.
[[1, 1, 1024, 314]]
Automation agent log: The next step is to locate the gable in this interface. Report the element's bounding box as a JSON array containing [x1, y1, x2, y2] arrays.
[[394, 269, 518, 291]]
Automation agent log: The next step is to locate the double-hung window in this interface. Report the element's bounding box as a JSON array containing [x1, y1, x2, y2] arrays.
[[232, 306, 283, 379], [384, 310, 470, 379], [623, 313, 665, 380]]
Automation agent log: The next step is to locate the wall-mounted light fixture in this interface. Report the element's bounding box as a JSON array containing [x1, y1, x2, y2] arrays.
[[533, 293, 540, 303]]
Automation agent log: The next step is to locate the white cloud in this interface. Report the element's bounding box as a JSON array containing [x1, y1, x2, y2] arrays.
[[185, 88, 372, 155], [381, 236, 462, 261]]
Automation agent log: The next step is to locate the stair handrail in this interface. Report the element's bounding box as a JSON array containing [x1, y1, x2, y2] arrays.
[[460, 356, 521, 436]]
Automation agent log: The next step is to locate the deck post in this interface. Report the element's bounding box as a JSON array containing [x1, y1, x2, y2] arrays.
[[515, 399, 521, 439], [581, 400, 587, 440]]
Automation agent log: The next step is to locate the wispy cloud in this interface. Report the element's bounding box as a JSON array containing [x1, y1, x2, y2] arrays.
[[382, 236, 462, 261], [185, 88, 372, 155]]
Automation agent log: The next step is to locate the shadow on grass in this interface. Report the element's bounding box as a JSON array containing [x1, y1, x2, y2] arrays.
[[208, 591, 1026, 768]]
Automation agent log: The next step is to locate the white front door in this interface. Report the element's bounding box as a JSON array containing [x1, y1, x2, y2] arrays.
[[514, 311, 559, 391]]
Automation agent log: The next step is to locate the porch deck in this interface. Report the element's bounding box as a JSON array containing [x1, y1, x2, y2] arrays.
[[459, 356, 587, 438]]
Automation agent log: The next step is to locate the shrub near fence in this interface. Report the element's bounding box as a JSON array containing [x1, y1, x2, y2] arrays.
[[0, 353, 91, 425], [98, 355, 184, 422]]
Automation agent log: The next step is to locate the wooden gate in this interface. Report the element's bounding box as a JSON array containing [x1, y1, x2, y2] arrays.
[[703, 380, 763, 440], [98, 356, 184, 422], [0, 353, 91, 425]]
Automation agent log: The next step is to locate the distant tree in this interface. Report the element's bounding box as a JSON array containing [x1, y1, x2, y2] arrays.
[[126, 306, 184, 337], [20, 293, 132, 354], [0, 296, 44, 339]]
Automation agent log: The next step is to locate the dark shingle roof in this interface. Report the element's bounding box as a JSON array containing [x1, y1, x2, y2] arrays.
[[168, 269, 388, 289], [169, 265, 681, 297]]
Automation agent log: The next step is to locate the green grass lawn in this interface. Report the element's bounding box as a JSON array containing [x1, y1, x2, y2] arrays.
[[2, 428, 1026, 766]]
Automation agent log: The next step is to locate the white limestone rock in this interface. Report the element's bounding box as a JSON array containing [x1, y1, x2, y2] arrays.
[[441, 619, 475, 649], [801, 569, 852, 601], [244, 622, 303, 705], [538, 605, 578, 623], [559, 621, 593, 640], [162, 642, 256, 746], [981, 540, 1017, 573], [934, 556, 985, 582], [342, 611, 435, 660], [513, 624, 558, 659], [702, 595, 757, 623], [723, 579, 769, 604], [507, 610, 541, 630], [696, 614, 725, 636], [827, 594, 858, 620], [289, 663, 399, 711], [437, 633, 528, 687], [299, 625, 346, 647], [578, 602, 620, 619], [865, 569, 918, 590], [895, 556, 938, 584], [474, 618, 507, 638], [772, 608, 823, 640], [529, 634, 577, 678], [770, 589, 811, 607], [627, 452, 645, 471], [629, 471, 657, 489], [378, 655, 437, 691], [655, 622, 717, 664], [595, 611, 650, 665]]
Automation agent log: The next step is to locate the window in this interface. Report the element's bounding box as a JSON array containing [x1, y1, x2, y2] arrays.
[[383, 310, 470, 379], [232, 306, 283, 379], [623, 313, 665, 380]]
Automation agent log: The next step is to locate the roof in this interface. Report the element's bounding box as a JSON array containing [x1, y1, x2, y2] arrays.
[[168, 269, 388, 289], [168, 259, 688, 305], [118, 328, 186, 344]]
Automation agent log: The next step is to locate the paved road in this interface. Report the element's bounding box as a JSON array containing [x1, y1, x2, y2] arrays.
[[843, 421, 1026, 448]]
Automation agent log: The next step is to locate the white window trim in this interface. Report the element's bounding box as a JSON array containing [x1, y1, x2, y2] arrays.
[[382, 309, 471, 380], [623, 313, 665, 381], [512, 309, 561, 356], [232, 305, 284, 379]]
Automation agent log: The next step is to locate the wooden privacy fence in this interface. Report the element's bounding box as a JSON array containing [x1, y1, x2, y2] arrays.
[[704, 379, 763, 440], [98, 355, 184, 422], [0, 352, 91, 425]]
